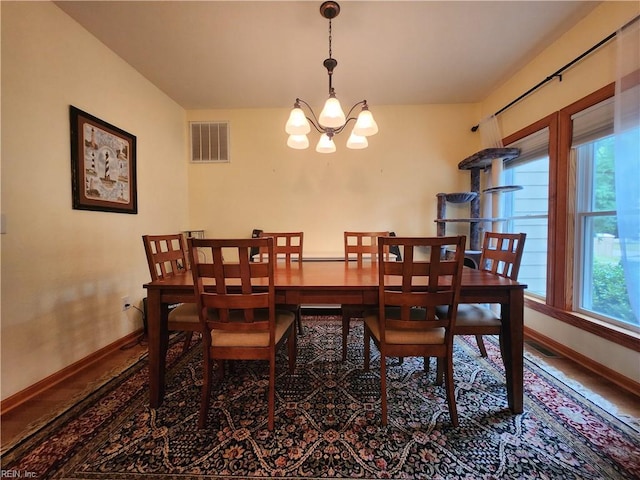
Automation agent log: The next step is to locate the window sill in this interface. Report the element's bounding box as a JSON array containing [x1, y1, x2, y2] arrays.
[[524, 296, 640, 352]]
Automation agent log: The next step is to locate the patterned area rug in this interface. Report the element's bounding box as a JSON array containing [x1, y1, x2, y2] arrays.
[[2, 316, 638, 479]]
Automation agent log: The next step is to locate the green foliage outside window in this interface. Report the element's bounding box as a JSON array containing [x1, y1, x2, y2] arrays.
[[593, 137, 617, 235], [592, 259, 635, 323], [590, 136, 637, 326]]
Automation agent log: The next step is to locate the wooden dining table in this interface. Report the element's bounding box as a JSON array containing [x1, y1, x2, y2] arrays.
[[143, 260, 527, 414]]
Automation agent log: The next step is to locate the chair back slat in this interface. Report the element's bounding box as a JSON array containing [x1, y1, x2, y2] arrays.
[[382, 257, 460, 279], [187, 237, 275, 333], [142, 234, 188, 281], [479, 232, 526, 280], [378, 236, 466, 334], [344, 231, 390, 262], [258, 232, 303, 262]]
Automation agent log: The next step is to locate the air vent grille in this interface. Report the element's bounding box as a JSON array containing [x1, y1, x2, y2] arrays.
[[190, 121, 229, 163]]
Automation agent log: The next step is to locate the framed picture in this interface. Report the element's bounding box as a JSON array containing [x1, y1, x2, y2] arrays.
[[70, 106, 137, 214]]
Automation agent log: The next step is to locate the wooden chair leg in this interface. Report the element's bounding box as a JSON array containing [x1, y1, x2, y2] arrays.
[[216, 359, 226, 380], [424, 356, 430, 373], [288, 326, 296, 373], [181, 332, 194, 354], [199, 352, 213, 429], [475, 334, 488, 357], [436, 358, 444, 385], [296, 306, 303, 335], [363, 327, 371, 371], [444, 354, 458, 427], [380, 355, 388, 426], [268, 355, 276, 431]]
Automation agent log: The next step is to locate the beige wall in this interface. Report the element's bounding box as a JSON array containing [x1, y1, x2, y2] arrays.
[[186, 105, 479, 252], [480, 1, 640, 382], [1, 2, 189, 399]]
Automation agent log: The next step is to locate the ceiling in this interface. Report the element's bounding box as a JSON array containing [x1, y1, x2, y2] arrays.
[[55, 1, 601, 111]]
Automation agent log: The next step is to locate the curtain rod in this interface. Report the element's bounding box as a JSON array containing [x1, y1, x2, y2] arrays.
[[471, 14, 640, 132]]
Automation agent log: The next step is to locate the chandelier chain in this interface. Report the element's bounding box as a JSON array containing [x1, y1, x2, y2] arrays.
[[328, 19, 332, 59]]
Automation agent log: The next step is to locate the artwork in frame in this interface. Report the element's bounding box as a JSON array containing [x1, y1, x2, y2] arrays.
[[70, 106, 137, 214]]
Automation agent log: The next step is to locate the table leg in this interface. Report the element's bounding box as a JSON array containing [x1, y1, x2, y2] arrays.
[[147, 289, 168, 408], [501, 289, 524, 414]]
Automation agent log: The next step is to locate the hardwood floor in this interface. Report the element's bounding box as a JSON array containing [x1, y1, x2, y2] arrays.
[[1, 334, 638, 448], [523, 339, 640, 420], [1, 337, 148, 448]]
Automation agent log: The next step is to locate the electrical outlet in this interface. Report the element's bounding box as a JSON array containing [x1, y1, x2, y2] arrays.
[[121, 296, 131, 311]]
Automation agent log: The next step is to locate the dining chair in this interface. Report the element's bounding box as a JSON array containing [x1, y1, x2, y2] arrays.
[[258, 231, 304, 335], [364, 235, 466, 427], [341, 231, 390, 361], [187, 236, 297, 430], [440, 231, 526, 360], [142, 233, 200, 354], [257, 231, 303, 262]]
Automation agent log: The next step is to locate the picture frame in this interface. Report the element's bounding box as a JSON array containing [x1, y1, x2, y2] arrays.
[[70, 106, 137, 214]]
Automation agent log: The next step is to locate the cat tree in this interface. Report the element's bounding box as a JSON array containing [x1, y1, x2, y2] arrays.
[[436, 147, 521, 266]]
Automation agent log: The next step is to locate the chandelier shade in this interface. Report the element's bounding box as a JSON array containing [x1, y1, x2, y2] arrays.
[[353, 108, 379, 136], [285, 1, 378, 153], [287, 134, 310, 149], [319, 95, 346, 128], [316, 133, 337, 153], [346, 132, 368, 149], [285, 108, 311, 135]]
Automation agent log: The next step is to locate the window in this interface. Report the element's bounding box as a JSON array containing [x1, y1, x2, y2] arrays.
[[500, 85, 639, 347], [504, 128, 550, 298], [572, 98, 637, 330]]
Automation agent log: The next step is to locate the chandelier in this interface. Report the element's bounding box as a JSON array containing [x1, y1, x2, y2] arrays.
[[285, 1, 378, 153]]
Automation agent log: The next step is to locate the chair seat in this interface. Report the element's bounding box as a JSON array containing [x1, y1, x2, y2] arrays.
[[364, 313, 445, 345], [168, 303, 200, 323], [209, 309, 295, 348], [435, 304, 501, 327]]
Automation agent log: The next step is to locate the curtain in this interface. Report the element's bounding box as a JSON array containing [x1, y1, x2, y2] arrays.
[[614, 18, 640, 324], [479, 114, 504, 150]]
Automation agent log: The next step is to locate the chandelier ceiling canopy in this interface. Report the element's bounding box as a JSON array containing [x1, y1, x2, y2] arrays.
[[285, 1, 378, 153]]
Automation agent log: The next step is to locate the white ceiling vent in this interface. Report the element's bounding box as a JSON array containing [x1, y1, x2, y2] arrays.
[[190, 121, 230, 163]]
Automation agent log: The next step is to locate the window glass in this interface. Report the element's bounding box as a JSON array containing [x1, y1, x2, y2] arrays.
[[504, 129, 550, 297], [575, 134, 637, 329]]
